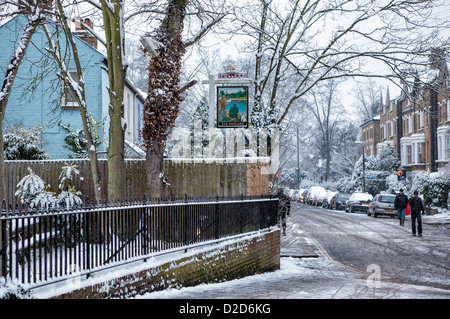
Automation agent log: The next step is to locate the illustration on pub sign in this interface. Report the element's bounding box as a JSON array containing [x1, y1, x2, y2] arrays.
[[217, 86, 248, 128]]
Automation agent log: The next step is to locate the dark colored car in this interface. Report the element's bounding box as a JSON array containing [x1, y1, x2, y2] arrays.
[[345, 192, 373, 213], [330, 193, 351, 210], [322, 191, 337, 209], [367, 194, 397, 218]]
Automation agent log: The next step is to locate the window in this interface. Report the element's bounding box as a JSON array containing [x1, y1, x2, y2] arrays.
[[419, 111, 424, 129], [126, 92, 131, 134], [408, 114, 412, 133], [406, 145, 411, 164], [447, 100, 450, 122], [418, 142, 423, 163], [438, 136, 442, 160], [389, 122, 393, 137], [62, 70, 80, 109], [446, 136, 450, 160]]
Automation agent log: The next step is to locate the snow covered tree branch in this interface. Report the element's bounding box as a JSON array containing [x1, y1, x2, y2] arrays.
[[234, 0, 450, 127], [0, 0, 45, 207], [40, 0, 103, 202]]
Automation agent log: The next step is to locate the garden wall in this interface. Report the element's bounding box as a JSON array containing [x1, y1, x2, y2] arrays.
[[45, 229, 280, 299]]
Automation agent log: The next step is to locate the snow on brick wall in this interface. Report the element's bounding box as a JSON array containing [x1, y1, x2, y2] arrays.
[[50, 229, 280, 299]]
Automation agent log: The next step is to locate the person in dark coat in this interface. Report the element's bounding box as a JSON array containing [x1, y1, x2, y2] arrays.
[[408, 191, 424, 237], [394, 189, 408, 226], [276, 189, 290, 236]]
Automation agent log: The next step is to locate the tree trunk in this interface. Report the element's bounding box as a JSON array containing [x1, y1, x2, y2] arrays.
[[101, 0, 127, 200], [143, 0, 187, 198], [146, 143, 165, 198]]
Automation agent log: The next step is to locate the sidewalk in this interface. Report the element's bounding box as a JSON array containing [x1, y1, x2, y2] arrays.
[[280, 216, 319, 258]]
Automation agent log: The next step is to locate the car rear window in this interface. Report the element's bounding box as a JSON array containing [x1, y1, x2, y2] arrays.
[[379, 195, 395, 203]]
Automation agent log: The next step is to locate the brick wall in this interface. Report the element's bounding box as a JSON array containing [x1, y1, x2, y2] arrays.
[[51, 229, 280, 299]]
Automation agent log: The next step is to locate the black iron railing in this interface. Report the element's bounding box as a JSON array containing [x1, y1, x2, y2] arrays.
[[0, 195, 279, 286]]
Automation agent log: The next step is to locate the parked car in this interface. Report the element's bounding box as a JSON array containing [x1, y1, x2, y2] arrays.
[[300, 189, 308, 203], [288, 189, 296, 200], [447, 191, 450, 209], [322, 191, 338, 209], [345, 192, 373, 213], [367, 194, 397, 218], [330, 193, 351, 210], [306, 186, 326, 205], [296, 188, 306, 201], [313, 189, 328, 206], [292, 190, 301, 201]]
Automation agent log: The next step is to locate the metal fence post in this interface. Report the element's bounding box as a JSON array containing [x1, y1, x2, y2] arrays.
[[215, 195, 220, 239], [183, 194, 188, 246], [240, 194, 244, 233], [1, 217, 7, 281]]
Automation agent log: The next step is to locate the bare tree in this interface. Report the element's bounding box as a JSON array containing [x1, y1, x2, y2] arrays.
[[233, 0, 450, 127], [41, 0, 103, 202], [0, 0, 47, 206], [352, 79, 383, 122], [306, 79, 343, 181]]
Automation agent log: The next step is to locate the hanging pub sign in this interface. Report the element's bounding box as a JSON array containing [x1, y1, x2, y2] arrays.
[[217, 70, 248, 80], [217, 86, 248, 128]]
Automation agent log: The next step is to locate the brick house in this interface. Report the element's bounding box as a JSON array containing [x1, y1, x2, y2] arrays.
[[361, 60, 450, 183], [359, 116, 380, 157]]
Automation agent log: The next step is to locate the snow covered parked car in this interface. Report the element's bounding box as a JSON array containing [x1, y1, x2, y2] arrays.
[[322, 191, 337, 209], [345, 192, 373, 213], [306, 186, 326, 205]]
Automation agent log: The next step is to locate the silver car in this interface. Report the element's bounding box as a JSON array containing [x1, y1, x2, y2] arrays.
[[367, 194, 396, 218]]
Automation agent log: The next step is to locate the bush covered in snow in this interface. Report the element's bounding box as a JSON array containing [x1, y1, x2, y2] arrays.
[[15, 163, 83, 210], [15, 167, 45, 205], [339, 144, 400, 194], [385, 174, 410, 194], [336, 176, 355, 193], [3, 126, 49, 160], [0, 281, 32, 299], [58, 116, 102, 159], [411, 171, 449, 208]]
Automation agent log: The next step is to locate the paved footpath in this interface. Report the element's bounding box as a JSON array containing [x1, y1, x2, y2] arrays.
[[280, 214, 319, 259]]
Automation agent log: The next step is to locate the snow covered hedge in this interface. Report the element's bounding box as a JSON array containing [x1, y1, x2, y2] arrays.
[[338, 144, 400, 194], [411, 171, 449, 208], [0, 281, 32, 299], [3, 126, 49, 160]]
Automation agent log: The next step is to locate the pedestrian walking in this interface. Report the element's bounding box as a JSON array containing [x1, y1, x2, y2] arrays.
[[408, 191, 424, 237], [394, 188, 408, 226], [276, 189, 290, 236]]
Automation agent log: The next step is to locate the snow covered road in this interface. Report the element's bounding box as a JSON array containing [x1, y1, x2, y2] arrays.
[[136, 203, 450, 299]]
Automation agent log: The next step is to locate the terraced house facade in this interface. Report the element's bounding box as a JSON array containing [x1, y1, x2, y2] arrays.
[[361, 57, 450, 183]]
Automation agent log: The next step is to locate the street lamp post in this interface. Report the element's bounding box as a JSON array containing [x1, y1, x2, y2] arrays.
[[355, 140, 365, 193]]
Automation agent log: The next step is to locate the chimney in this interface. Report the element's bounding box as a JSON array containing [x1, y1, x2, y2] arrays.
[[74, 18, 98, 50]]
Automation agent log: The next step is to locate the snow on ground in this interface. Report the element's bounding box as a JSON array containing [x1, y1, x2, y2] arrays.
[[134, 209, 450, 300], [423, 208, 450, 225], [25, 229, 277, 299], [135, 256, 450, 299]]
